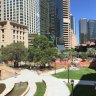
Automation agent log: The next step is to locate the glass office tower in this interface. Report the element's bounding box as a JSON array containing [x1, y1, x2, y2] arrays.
[[70, 14, 76, 48], [88, 20, 96, 42], [70, 15, 76, 34], [49, 0, 63, 46], [39, 0, 49, 34], [79, 19, 96, 44], [79, 18, 88, 44]]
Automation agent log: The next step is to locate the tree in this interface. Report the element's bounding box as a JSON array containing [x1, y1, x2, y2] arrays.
[[80, 52, 88, 61], [1, 42, 27, 67], [29, 35, 58, 68], [87, 48, 96, 57]]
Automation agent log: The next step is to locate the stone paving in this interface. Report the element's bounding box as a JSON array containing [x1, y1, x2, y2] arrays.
[[0, 68, 95, 96], [40, 74, 70, 96]]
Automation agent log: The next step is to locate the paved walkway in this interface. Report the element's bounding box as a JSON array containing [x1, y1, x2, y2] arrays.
[[0, 69, 42, 96], [40, 74, 70, 96], [44, 68, 66, 75], [0, 68, 95, 96]]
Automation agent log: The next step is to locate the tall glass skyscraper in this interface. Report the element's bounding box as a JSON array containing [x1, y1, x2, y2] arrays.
[[49, 0, 61, 45], [70, 15, 76, 34], [39, 0, 49, 34], [79, 18, 88, 44], [88, 20, 96, 42], [70, 14, 76, 48], [79, 19, 96, 44]]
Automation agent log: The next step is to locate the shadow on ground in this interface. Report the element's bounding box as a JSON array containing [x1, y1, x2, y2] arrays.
[[70, 58, 96, 96]]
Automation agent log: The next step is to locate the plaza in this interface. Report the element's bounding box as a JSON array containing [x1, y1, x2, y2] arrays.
[[0, 63, 96, 96]]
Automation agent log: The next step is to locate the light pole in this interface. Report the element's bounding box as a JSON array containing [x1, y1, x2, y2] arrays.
[[55, 61, 56, 74], [71, 79, 74, 96], [68, 61, 70, 83]]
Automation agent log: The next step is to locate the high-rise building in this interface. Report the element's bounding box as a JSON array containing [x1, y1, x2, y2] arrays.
[[0, 0, 4, 21], [4, 0, 37, 34], [79, 18, 88, 44], [49, 0, 63, 46], [28, 0, 49, 47], [88, 20, 96, 42], [63, 0, 71, 48], [39, 0, 49, 34], [79, 19, 96, 44], [70, 15, 76, 34], [70, 15, 76, 48]]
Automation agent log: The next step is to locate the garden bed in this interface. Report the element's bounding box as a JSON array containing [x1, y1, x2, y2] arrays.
[[0, 83, 6, 94], [6, 82, 28, 96], [34, 81, 46, 96]]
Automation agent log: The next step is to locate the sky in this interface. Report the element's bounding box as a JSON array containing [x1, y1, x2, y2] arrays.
[[70, 0, 96, 44]]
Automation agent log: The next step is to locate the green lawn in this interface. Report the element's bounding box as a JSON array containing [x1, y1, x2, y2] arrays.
[[6, 82, 28, 96], [67, 84, 96, 96], [53, 67, 96, 80], [0, 83, 6, 94], [34, 81, 46, 96]]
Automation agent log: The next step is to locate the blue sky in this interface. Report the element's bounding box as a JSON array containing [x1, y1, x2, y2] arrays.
[[71, 0, 96, 44]]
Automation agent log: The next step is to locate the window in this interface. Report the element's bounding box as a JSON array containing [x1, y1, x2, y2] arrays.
[[13, 30, 15, 34], [2, 35, 4, 38], [1, 45, 4, 48], [2, 29, 4, 33]]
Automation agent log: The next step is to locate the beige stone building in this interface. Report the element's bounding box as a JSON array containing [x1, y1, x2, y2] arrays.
[[63, 0, 71, 49], [71, 29, 77, 48], [0, 21, 28, 48]]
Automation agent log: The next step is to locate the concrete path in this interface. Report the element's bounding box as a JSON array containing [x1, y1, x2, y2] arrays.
[[0, 77, 15, 96], [1, 68, 95, 96], [0, 69, 42, 96], [46, 68, 66, 75], [40, 74, 70, 96]]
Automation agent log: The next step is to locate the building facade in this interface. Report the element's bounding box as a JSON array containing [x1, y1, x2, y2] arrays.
[[70, 15, 76, 34], [49, 0, 64, 46], [63, 0, 71, 48], [79, 19, 96, 44], [3, 0, 37, 34], [70, 15, 76, 48], [88, 20, 96, 42], [79, 18, 88, 44], [39, 0, 49, 34], [0, 21, 28, 48]]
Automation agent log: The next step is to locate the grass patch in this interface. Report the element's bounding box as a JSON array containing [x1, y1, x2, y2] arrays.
[[53, 67, 96, 80], [67, 84, 96, 96], [0, 83, 6, 94], [34, 81, 46, 96], [6, 82, 28, 96]]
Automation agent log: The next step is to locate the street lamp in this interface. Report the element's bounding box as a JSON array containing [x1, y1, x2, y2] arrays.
[[65, 58, 70, 83], [71, 80, 74, 96], [54, 61, 56, 74], [68, 61, 70, 83]]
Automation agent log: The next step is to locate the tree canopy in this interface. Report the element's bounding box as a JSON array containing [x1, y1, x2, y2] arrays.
[[28, 35, 58, 67], [0, 42, 27, 67]]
